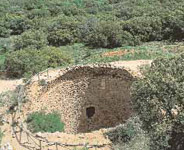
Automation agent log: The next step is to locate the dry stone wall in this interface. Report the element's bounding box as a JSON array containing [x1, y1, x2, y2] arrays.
[[25, 64, 135, 134]]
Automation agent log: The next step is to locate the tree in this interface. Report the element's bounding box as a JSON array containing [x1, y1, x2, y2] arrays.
[[47, 15, 80, 46], [79, 18, 130, 48], [13, 29, 48, 50], [131, 54, 184, 150], [4, 47, 72, 77]]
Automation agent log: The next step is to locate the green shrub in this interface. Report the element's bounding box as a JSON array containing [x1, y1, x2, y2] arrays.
[[113, 133, 150, 150], [27, 8, 51, 19], [131, 54, 184, 150], [122, 16, 163, 43], [1, 0, 184, 48], [0, 38, 13, 54], [0, 38, 13, 69], [21, 0, 45, 10], [106, 116, 146, 144], [38, 79, 47, 86], [106, 116, 150, 150], [0, 18, 11, 38], [80, 19, 134, 48], [0, 54, 6, 70], [47, 15, 81, 46], [61, 5, 86, 16], [0, 91, 18, 108], [26, 111, 64, 133], [13, 29, 48, 50], [161, 10, 184, 41], [4, 47, 72, 77], [5, 14, 31, 35], [0, 87, 27, 113]]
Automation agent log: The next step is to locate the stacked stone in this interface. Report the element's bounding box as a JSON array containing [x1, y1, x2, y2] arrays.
[[24, 64, 135, 134]]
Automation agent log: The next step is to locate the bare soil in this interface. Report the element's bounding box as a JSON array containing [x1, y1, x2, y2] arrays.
[[0, 79, 22, 93]]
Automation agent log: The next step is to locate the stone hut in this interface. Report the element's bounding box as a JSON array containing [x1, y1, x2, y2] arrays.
[[25, 64, 135, 134]]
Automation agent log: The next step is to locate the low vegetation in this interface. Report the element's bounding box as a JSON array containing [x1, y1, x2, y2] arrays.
[[0, 91, 18, 108], [26, 111, 65, 133], [106, 116, 150, 150]]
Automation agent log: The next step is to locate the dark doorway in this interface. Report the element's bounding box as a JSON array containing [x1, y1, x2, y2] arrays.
[[86, 107, 95, 118]]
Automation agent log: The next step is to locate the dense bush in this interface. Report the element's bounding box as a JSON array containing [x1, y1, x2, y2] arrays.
[[80, 18, 135, 48], [131, 54, 184, 150], [26, 111, 64, 133], [161, 10, 184, 41], [0, 19, 11, 38], [0, 0, 184, 48], [61, 5, 86, 16], [122, 16, 163, 42], [4, 47, 72, 77], [13, 30, 48, 50], [106, 116, 144, 143], [0, 0, 183, 79], [106, 116, 150, 150], [0, 38, 13, 54], [47, 15, 81, 46], [113, 133, 150, 150], [27, 8, 51, 19], [5, 14, 31, 35]]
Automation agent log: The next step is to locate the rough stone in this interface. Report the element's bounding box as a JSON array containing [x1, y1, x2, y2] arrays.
[[24, 64, 135, 134]]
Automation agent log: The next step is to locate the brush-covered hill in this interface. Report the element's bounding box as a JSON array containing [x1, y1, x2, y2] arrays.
[[0, 0, 183, 78]]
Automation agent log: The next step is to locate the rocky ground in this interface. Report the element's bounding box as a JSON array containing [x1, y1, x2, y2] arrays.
[[0, 60, 152, 150]]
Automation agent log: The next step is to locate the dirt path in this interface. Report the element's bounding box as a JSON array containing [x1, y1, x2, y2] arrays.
[[110, 60, 152, 72], [0, 79, 22, 93]]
